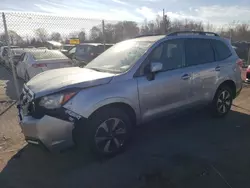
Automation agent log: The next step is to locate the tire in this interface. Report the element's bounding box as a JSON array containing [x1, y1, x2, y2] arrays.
[[75, 107, 132, 157], [211, 85, 233, 117]]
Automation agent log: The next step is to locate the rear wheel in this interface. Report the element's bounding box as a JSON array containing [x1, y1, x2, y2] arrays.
[[75, 108, 132, 157], [211, 86, 233, 117]]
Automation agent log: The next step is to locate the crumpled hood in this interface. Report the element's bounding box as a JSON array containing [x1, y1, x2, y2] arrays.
[[26, 67, 115, 98]]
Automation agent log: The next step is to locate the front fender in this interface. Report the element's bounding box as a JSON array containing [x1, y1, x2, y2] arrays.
[[86, 97, 140, 121], [63, 79, 141, 123]]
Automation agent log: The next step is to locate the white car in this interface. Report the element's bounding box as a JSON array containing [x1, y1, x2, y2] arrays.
[[16, 49, 73, 81]]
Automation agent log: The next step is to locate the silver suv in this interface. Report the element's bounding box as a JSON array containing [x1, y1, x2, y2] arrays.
[[18, 31, 242, 156]]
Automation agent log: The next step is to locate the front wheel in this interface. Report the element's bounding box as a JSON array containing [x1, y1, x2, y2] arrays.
[[211, 86, 233, 117], [75, 108, 132, 157]]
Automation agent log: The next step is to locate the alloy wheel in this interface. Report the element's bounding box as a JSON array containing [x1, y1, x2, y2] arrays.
[[217, 90, 231, 114], [94, 118, 127, 153]]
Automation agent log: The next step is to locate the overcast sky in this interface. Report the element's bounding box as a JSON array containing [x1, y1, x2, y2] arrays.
[[1, 0, 250, 25]]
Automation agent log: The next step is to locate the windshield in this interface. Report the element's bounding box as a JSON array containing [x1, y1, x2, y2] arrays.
[[85, 40, 153, 73], [63, 45, 74, 51]]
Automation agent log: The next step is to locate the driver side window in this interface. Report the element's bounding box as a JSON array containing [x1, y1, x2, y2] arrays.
[[150, 39, 184, 71]]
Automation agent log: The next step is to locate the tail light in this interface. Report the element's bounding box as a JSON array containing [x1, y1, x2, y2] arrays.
[[247, 65, 250, 71], [32, 63, 47, 68], [236, 59, 243, 68]]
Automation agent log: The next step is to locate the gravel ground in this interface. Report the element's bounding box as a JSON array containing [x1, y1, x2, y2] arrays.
[[1, 66, 250, 188]]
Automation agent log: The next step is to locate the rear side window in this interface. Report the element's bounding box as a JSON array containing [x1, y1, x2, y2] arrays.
[[211, 40, 232, 61], [185, 39, 215, 66]]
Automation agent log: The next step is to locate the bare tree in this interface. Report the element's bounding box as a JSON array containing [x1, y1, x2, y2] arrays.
[[78, 29, 86, 42], [35, 28, 48, 42], [50, 32, 62, 41]]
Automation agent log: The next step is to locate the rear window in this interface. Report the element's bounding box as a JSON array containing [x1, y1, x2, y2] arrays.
[[31, 50, 67, 60], [76, 45, 93, 54], [211, 40, 232, 61]]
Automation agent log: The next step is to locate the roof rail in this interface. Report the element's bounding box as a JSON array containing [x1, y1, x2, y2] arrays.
[[167, 31, 219, 37], [133, 34, 162, 38]]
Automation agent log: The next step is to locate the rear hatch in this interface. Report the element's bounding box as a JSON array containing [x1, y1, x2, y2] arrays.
[[33, 59, 73, 71], [31, 49, 73, 70]]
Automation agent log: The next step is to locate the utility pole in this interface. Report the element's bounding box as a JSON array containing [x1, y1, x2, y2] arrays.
[[162, 9, 166, 34], [2, 13, 20, 99]]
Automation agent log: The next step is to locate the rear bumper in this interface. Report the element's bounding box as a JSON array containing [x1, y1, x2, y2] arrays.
[[20, 115, 75, 151]]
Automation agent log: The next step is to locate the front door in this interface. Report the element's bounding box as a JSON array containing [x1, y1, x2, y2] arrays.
[[137, 39, 193, 122]]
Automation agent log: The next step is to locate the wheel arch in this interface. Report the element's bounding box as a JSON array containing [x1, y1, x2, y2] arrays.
[[216, 80, 236, 98], [88, 102, 138, 126]]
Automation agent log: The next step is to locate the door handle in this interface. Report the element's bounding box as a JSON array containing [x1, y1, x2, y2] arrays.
[[215, 66, 220, 71], [181, 74, 191, 80]]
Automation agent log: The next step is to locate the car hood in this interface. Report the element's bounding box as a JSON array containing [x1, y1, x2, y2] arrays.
[[26, 67, 115, 98]]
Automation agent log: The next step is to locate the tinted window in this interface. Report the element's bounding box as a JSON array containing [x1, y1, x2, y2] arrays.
[[185, 39, 215, 66], [212, 40, 232, 61], [150, 40, 184, 71], [76, 45, 93, 54], [150, 44, 163, 62], [162, 40, 184, 70]]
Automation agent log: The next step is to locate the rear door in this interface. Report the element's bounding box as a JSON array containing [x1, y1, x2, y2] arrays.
[[184, 38, 218, 104]]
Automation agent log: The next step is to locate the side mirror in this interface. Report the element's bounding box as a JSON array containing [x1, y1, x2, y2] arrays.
[[150, 62, 163, 73]]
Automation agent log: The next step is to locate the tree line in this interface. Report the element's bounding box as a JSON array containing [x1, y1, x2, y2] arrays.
[[1, 15, 250, 47]]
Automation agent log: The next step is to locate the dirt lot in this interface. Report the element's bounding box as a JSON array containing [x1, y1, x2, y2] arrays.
[[1, 66, 250, 188]]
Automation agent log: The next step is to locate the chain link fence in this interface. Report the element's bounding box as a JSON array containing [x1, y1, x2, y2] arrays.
[[0, 12, 164, 98], [1, 11, 250, 98]]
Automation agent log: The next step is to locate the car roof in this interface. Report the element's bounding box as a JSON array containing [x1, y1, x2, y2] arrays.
[[133, 35, 166, 42], [79, 43, 113, 46]]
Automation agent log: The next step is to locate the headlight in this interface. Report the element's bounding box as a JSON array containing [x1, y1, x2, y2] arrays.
[[39, 92, 76, 109]]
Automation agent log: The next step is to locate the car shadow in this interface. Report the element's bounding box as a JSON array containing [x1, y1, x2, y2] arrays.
[[1, 108, 250, 188], [0, 65, 24, 101]]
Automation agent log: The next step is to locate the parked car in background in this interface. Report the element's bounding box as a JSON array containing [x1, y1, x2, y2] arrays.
[[16, 49, 73, 81], [18, 31, 242, 157], [65, 46, 76, 59], [37, 47, 48, 50], [5, 48, 27, 69], [0, 45, 19, 64], [61, 44, 74, 55], [72, 43, 113, 66]]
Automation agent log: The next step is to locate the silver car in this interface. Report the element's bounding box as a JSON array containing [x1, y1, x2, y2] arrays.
[[16, 49, 73, 81], [18, 31, 242, 156]]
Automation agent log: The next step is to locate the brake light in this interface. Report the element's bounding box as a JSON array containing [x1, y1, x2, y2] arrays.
[[236, 59, 243, 68], [32, 63, 47, 68]]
